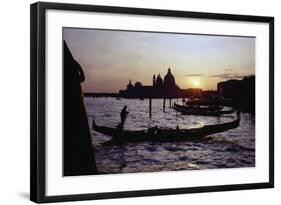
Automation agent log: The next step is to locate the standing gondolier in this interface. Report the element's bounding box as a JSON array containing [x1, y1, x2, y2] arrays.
[[120, 105, 129, 125], [116, 105, 129, 130]]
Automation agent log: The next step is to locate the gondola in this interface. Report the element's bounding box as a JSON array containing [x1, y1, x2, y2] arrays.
[[185, 97, 233, 106], [173, 103, 223, 111], [92, 112, 240, 143], [173, 103, 234, 116]]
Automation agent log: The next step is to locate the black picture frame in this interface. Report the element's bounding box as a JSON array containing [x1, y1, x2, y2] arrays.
[[30, 2, 274, 203]]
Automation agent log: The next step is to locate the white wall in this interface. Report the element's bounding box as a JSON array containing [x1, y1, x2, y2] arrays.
[[0, 0, 279, 204]]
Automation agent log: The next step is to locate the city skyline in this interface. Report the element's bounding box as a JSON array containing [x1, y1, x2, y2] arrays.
[[63, 28, 255, 93]]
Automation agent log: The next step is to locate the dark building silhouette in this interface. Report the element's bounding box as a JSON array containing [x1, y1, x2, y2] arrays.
[[156, 74, 163, 88], [217, 76, 255, 113], [127, 80, 134, 91], [163, 68, 176, 89], [135, 81, 142, 88], [119, 67, 202, 98], [217, 79, 240, 96]]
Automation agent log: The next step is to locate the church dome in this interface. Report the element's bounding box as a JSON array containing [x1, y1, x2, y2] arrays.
[[163, 68, 176, 88]]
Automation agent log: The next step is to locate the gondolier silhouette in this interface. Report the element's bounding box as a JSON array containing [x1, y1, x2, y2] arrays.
[[120, 105, 129, 124], [116, 105, 129, 130]]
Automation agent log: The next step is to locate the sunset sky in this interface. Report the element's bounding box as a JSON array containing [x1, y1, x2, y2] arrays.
[[63, 28, 255, 93]]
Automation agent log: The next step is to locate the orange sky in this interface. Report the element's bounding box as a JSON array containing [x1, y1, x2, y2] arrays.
[[64, 28, 255, 92]]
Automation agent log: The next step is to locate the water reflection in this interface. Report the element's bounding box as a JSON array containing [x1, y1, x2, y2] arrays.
[[85, 97, 255, 174]]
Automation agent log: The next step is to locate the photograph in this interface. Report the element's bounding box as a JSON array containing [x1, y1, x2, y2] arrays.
[[63, 27, 256, 176]]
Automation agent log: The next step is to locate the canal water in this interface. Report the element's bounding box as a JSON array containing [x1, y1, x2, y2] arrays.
[[85, 97, 255, 174]]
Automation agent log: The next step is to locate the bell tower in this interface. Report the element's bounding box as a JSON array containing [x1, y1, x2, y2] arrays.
[[153, 74, 156, 87]]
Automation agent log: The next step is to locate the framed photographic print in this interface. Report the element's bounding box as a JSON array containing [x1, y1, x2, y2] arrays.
[[30, 2, 274, 203]]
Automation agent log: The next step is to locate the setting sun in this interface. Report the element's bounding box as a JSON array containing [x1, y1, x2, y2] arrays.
[[190, 78, 201, 88]]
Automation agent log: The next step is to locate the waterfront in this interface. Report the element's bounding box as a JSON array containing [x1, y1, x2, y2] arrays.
[[85, 97, 255, 174]]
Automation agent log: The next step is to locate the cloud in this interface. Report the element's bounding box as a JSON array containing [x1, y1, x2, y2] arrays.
[[185, 74, 204, 77], [208, 73, 251, 79], [224, 68, 233, 72], [184, 73, 254, 80]]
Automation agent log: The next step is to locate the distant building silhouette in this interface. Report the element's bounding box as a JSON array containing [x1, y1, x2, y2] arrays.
[[163, 68, 176, 89], [119, 67, 202, 98], [217, 76, 255, 113], [217, 79, 240, 95], [156, 74, 163, 88], [153, 74, 156, 87], [135, 81, 142, 88], [127, 80, 134, 91]]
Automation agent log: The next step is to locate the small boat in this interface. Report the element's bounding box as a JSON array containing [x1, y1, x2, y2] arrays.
[[173, 103, 234, 116], [92, 113, 240, 143]]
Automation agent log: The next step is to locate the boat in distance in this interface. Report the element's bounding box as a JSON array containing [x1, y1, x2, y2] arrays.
[[173, 103, 234, 116], [92, 112, 240, 143]]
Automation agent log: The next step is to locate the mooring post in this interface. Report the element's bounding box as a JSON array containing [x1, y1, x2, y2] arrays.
[[163, 98, 166, 112], [149, 98, 152, 118], [169, 98, 172, 108]]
